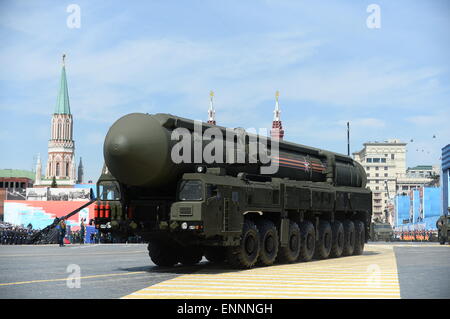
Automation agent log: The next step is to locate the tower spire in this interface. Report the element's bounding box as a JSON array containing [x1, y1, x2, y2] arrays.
[[35, 153, 42, 185], [271, 90, 284, 140], [207, 90, 216, 125], [77, 157, 84, 184], [55, 54, 71, 114]]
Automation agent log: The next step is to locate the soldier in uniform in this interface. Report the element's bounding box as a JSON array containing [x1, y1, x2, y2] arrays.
[[59, 219, 67, 247], [80, 219, 85, 244]]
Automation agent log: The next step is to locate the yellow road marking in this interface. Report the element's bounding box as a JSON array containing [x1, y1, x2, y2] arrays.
[[0, 271, 147, 287], [123, 245, 401, 299], [128, 293, 395, 299]]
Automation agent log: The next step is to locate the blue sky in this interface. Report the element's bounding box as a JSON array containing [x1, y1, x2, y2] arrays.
[[0, 0, 449, 181]]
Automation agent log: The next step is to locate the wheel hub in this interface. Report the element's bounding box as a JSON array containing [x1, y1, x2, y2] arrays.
[[290, 234, 298, 251], [265, 235, 274, 253], [245, 235, 256, 255], [307, 233, 314, 250], [324, 232, 331, 249]]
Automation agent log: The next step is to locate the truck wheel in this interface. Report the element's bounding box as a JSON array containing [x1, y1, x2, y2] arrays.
[[314, 220, 332, 259], [179, 246, 203, 266], [298, 221, 315, 262], [277, 221, 301, 263], [227, 219, 260, 269], [256, 220, 279, 266], [205, 247, 226, 263], [353, 220, 365, 255], [148, 241, 178, 267], [330, 221, 344, 258], [342, 220, 355, 256], [439, 234, 446, 245]]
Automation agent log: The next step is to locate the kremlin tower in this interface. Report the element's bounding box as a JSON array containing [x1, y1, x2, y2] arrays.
[[77, 157, 84, 184], [207, 90, 216, 125], [270, 91, 284, 140], [35, 54, 77, 187]]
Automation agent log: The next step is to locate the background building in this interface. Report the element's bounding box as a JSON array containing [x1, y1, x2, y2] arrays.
[[353, 139, 407, 221], [407, 165, 439, 178], [396, 165, 440, 191], [354, 139, 442, 226], [0, 169, 34, 190], [0, 169, 35, 220]]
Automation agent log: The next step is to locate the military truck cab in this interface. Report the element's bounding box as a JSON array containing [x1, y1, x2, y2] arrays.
[[170, 171, 246, 244], [94, 165, 124, 235], [437, 215, 450, 245], [370, 222, 394, 241]]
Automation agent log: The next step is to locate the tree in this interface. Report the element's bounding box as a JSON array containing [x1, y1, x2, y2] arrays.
[[51, 176, 57, 188], [426, 173, 440, 187]]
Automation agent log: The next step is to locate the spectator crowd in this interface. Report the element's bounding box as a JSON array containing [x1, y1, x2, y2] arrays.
[[0, 222, 39, 245], [0, 221, 144, 245]]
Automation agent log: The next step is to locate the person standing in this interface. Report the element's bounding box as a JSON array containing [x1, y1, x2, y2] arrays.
[[59, 219, 66, 247], [80, 219, 85, 244]]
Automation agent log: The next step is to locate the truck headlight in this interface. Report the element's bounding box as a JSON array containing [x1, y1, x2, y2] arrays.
[[181, 222, 188, 230]]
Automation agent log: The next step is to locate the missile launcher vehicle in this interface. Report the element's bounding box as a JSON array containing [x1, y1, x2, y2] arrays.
[[94, 113, 372, 268], [369, 221, 394, 241], [437, 215, 450, 245]]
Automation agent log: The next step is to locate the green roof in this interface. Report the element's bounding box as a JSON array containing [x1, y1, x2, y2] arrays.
[[408, 165, 433, 170], [0, 169, 35, 180], [54, 66, 71, 114]]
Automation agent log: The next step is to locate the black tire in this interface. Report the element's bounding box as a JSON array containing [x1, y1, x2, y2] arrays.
[[342, 220, 355, 256], [439, 234, 446, 245], [314, 220, 332, 259], [277, 221, 301, 263], [227, 219, 260, 269], [298, 221, 315, 262], [353, 220, 365, 255], [179, 246, 203, 266], [204, 247, 226, 263], [256, 220, 279, 266], [148, 241, 178, 267], [330, 221, 344, 258]]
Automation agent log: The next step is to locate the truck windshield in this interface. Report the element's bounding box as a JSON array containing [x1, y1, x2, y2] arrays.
[[98, 181, 121, 201], [179, 180, 203, 201]]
